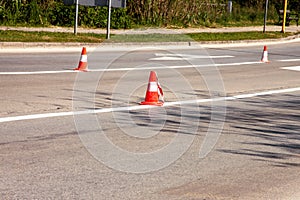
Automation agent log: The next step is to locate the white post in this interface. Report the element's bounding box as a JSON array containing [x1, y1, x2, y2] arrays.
[[263, 0, 269, 33], [74, 0, 79, 35], [228, 0, 232, 14], [106, 0, 112, 39]]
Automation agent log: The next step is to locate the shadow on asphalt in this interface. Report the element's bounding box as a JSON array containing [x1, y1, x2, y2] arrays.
[[219, 93, 300, 168]]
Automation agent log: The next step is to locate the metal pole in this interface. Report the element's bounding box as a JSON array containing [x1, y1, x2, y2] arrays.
[[281, 0, 288, 33], [228, 0, 232, 14], [106, 0, 112, 39], [263, 0, 269, 33], [74, 0, 79, 35]]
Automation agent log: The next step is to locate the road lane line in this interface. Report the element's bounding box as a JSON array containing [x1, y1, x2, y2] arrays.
[[150, 54, 234, 60], [0, 61, 263, 75], [149, 57, 186, 61], [0, 70, 75, 75], [154, 53, 234, 58], [281, 66, 300, 72], [1, 87, 299, 123], [0, 111, 75, 123], [278, 59, 300, 62]]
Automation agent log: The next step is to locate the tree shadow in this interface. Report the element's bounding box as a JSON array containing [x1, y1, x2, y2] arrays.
[[219, 93, 300, 167]]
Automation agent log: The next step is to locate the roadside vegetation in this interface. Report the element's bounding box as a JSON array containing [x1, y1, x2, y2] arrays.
[[0, 30, 105, 42], [0, 30, 296, 43], [0, 0, 299, 29], [0, 0, 299, 43]]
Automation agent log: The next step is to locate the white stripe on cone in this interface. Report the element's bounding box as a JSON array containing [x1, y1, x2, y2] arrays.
[[81, 55, 87, 62], [148, 82, 158, 92]]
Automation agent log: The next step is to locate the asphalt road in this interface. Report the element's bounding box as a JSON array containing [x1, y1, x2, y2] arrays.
[[0, 41, 299, 199]]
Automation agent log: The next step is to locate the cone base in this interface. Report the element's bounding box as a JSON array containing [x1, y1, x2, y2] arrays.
[[260, 60, 270, 63], [140, 101, 164, 106], [74, 68, 88, 72]]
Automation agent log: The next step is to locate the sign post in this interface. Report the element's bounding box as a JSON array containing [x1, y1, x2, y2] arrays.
[[263, 0, 269, 33], [74, 0, 79, 35], [63, 0, 126, 38], [281, 0, 288, 33], [228, 1, 232, 14], [107, 0, 112, 39]]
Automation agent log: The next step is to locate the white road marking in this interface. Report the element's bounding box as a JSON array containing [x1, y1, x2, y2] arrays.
[[278, 59, 300, 62], [214, 61, 262, 67], [0, 61, 263, 75], [150, 53, 234, 60], [154, 53, 234, 59], [150, 57, 188, 61], [281, 66, 300, 72], [0, 87, 299, 123], [0, 70, 76, 75]]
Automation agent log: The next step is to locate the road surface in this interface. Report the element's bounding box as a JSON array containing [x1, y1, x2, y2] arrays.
[[0, 41, 299, 199]]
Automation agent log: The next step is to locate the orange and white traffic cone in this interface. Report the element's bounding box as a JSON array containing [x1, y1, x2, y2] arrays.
[[74, 47, 88, 72], [261, 46, 269, 63], [140, 71, 164, 106]]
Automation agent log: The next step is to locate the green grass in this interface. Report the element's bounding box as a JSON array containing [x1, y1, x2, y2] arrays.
[[0, 30, 106, 43], [0, 30, 297, 43], [188, 32, 296, 41], [107, 34, 192, 43], [108, 31, 297, 43]]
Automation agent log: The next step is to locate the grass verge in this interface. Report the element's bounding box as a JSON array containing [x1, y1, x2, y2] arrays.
[[0, 30, 297, 43], [109, 32, 297, 43], [0, 30, 106, 43], [188, 31, 296, 41], [108, 34, 192, 43]]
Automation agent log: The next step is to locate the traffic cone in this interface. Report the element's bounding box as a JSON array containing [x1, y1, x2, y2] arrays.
[[140, 71, 164, 106], [74, 47, 88, 72], [261, 46, 269, 63]]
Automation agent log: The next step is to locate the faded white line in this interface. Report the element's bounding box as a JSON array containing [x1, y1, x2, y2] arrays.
[[149, 57, 186, 61], [0, 70, 76, 75], [278, 59, 300, 62], [154, 53, 234, 59], [0, 87, 299, 123], [0, 61, 263, 75], [150, 53, 234, 60], [281, 66, 300, 72]]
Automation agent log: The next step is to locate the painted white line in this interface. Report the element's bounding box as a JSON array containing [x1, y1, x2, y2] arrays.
[[154, 53, 234, 59], [278, 59, 300, 62], [0, 61, 263, 75], [214, 61, 262, 67], [0, 87, 299, 123], [150, 53, 234, 60], [0, 70, 76, 75], [233, 87, 300, 98], [281, 66, 300, 72], [0, 111, 75, 123], [150, 57, 188, 61], [89, 61, 262, 72]]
